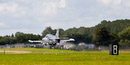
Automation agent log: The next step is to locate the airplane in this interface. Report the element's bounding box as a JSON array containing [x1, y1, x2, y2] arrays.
[[28, 29, 75, 48]]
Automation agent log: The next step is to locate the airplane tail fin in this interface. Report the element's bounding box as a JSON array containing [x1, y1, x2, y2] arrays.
[[55, 29, 60, 39]]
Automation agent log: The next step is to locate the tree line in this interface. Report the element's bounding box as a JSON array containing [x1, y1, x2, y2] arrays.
[[0, 32, 41, 45], [0, 19, 130, 46]]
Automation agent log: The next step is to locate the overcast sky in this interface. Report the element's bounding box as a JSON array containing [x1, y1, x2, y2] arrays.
[[0, 0, 130, 36]]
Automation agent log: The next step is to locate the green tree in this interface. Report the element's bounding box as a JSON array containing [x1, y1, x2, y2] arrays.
[[58, 29, 66, 38], [42, 27, 55, 37], [0, 35, 16, 45], [109, 32, 119, 44], [15, 32, 41, 43], [92, 27, 110, 46], [118, 26, 130, 46], [77, 27, 87, 35], [15, 32, 25, 43]]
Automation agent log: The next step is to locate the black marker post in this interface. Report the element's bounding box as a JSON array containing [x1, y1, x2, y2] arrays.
[[109, 44, 119, 55]]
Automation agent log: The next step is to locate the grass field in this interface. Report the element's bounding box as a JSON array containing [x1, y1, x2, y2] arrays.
[[0, 48, 130, 65]]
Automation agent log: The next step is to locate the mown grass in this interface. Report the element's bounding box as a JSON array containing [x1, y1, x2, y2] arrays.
[[0, 48, 130, 65]]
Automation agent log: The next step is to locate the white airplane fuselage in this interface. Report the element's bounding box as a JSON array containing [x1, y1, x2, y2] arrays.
[[28, 29, 75, 47]]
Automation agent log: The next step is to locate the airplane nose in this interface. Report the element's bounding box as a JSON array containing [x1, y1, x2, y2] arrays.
[[42, 38, 48, 40], [69, 38, 75, 41]]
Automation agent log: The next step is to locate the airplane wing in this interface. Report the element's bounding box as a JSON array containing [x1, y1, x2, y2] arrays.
[[60, 38, 75, 43], [28, 40, 48, 43]]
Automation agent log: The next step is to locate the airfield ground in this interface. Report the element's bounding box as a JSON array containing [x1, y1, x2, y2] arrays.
[[0, 48, 130, 65]]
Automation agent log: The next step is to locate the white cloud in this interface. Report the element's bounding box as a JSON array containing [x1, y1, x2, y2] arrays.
[[113, 0, 121, 5], [0, 5, 4, 12], [0, 0, 130, 36], [6, 3, 18, 13], [100, 0, 111, 5], [41, 0, 67, 16], [59, 0, 66, 8], [0, 0, 67, 17], [99, 0, 130, 7], [99, 0, 121, 5], [123, 0, 130, 7], [0, 2, 26, 17], [12, 0, 32, 3], [0, 22, 5, 27], [41, 2, 58, 16], [0, 2, 18, 13]]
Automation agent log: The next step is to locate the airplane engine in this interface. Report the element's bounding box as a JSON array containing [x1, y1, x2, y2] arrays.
[[55, 39, 60, 43]]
